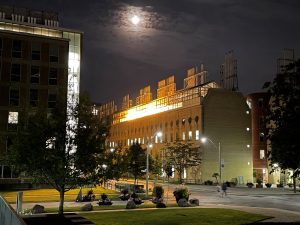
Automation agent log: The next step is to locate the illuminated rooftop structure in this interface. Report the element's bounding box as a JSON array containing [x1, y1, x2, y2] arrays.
[[113, 68, 218, 124]]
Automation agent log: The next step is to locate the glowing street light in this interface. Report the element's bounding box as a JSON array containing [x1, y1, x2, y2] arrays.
[[146, 131, 162, 198], [201, 137, 222, 184], [131, 15, 140, 25]]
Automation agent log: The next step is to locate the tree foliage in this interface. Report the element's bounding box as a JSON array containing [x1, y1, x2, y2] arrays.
[[163, 141, 201, 183], [125, 143, 147, 184], [7, 93, 108, 214], [264, 59, 300, 192]]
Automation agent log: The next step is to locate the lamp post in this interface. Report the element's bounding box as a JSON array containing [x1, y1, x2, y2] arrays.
[[201, 137, 222, 184], [146, 131, 162, 198]]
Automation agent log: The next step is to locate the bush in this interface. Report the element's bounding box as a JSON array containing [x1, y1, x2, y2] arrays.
[[153, 185, 164, 199], [204, 180, 213, 185], [246, 182, 254, 188], [265, 183, 272, 188], [173, 187, 190, 203]]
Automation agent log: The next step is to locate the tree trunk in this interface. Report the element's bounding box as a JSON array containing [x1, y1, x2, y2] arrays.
[[59, 189, 65, 215], [293, 176, 296, 193]]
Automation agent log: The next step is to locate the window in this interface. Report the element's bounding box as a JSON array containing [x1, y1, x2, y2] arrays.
[[195, 130, 200, 140], [48, 91, 56, 108], [30, 89, 38, 107], [31, 66, 40, 84], [182, 132, 186, 140], [260, 150, 265, 159], [31, 43, 41, 60], [259, 132, 265, 142], [182, 119, 186, 125], [46, 137, 56, 149], [8, 112, 18, 131], [176, 132, 179, 140], [170, 133, 173, 142], [12, 40, 22, 58], [9, 88, 19, 106], [49, 68, 58, 85], [258, 98, 263, 107], [11, 64, 21, 82], [188, 131, 192, 140], [49, 45, 59, 62]]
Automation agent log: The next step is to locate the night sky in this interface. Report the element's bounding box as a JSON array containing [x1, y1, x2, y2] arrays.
[[3, 0, 300, 106]]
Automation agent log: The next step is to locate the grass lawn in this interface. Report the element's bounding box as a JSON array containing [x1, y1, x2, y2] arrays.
[[81, 208, 270, 225], [0, 187, 118, 203]]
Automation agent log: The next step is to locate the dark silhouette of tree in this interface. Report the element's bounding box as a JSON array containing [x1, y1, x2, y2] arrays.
[[163, 141, 201, 183], [126, 143, 148, 185], [264, 59, 300, 193], [7, 93, 107, 214]]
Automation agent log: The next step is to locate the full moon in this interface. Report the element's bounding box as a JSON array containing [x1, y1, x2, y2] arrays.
[[131, 15, 140, 25]]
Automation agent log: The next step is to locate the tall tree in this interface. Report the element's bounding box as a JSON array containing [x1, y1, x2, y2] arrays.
[[126, 143, 150, 185], [264, 59, 300, 193], [163, 141, 201, 183], [7, 93, 107, 214]]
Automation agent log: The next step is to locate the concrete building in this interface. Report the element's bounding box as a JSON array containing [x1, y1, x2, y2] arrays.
[[0, 5, 82, 178], [108, 66, 252, 184]]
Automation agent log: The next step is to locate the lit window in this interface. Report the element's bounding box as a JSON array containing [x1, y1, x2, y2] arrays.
[[46, 137, 56, 149], [182, 132, 186, 140], [127, 139, 130, 146], [183, 168, 187, 179], [138, 138, 141, 144], [8, 112, 18, 131], [195, 130, 200, 140], [188, 131, 192, 140], [8, 112, 18, 124], [155, 136, 158, 143], [246, 99, 252, 109], [260, 150, 265, 159]]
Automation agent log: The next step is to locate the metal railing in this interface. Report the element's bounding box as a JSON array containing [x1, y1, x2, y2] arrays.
[[0, 196, 27, 225]]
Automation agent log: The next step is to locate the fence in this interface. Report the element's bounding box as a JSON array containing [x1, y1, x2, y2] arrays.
[[0, 196, 27, 225]]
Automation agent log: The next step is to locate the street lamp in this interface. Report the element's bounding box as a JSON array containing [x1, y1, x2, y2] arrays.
[[201, 137, 222, 184], [146, 131, 162, 198]]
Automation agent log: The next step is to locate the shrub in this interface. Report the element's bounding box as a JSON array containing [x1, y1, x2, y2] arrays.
[[173, 187, 190, 203], [204, 180, 213, 185], [153, 185, 164, 199], [246, 182, 254, 188], [265, 183, 272, 188]]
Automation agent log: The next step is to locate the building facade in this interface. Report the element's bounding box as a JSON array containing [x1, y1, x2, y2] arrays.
[[247, 93, 270, 184], [0, 5, 82, 178], [108, 67, 252, 184]]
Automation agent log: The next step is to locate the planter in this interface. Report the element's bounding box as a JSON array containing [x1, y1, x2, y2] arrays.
[[256, 184, 263, 188]]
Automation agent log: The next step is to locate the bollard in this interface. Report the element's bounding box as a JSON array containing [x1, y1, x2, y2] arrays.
[[16, 191, 23, 214]]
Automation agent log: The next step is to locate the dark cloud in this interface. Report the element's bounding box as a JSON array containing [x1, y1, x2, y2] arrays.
[[2, 0, 300, 105]]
